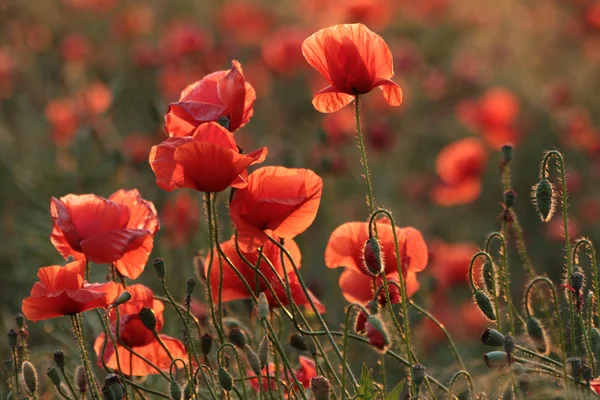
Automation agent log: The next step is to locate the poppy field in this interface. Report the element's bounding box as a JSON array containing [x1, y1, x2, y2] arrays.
[[3, 0, 600, 399]]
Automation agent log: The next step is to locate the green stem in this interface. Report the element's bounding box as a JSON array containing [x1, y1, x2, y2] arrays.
[[342, 304, 368, 400], [11, 347, 20, 398], [71, 315, 101, 400], [99, 308, 129, 400], [573, 238, 599, 327], [578, 312, 596, 376], [60, 367, 78, 400], [447, 371, 474, 400], [515, 344, 562, 367], [485, 233, 515, 333], [204, 192, 224, 343], [354, 95, 375, 216], [469, 251, 501, 332]]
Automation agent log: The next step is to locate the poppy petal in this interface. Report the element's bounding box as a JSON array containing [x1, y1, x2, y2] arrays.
[[50, 197, 81, 253], [165, 102, 226, 138], [338, 268, 373, 304], [112, 233, 154, 280], [59, 194, 131, 240], [217, 60, 247, 131], [375, 78, 403, 106], [79, 228, 151, 267], [148, 137, 193, 191], [312, 85, 355, 113], [109, 189, 159, 234]]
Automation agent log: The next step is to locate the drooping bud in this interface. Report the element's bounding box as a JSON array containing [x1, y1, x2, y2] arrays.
[[258, 336, 269, 369], [526, 317, 548, 354], [501, 144, 513, 164], [113, 291, 131, 306], [21, 360, 38, 395], [75, 366, 87, 393], [362, 237, 383, 277], [582, 365, 593, 383], [139, 308, 157, 331], [502, 335, 515, 360], [474, 291, 496, 321], [15, 314, 25, 330], [54, 350, 66, 369], [568, 357, 582, 380], [201, 334, 213, 356], [170, 380, 182, 400], [354, 310, 368, 334], [481, 328, 505, 347], [366, 315, 390, 352], [532, 179, 555, 222], [503, 191, 516, 209], [153, 258, 166, 279], [228, 328, 246, 349], [244, 345, 261, 375], [7, 329, 17, 348], [290, 334, 308, 352], [186, 278, 196, 297], [411, 364, 426, 387], [484, 351, 509, 368], [47, 367, 61, 387], [218, 367, 233, 392], [570, 271, 584, 293], [310, 376, 331, 400], [481, 261, 497, 294], [258, 292, 269, 319]]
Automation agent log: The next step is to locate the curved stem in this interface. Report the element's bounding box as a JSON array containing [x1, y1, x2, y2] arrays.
[[447, 371, 474, 400], [469, 251, 501, 332], [342, 304, 369, 400], [485, 232, 515, 333], [11, 347, 20, 398]]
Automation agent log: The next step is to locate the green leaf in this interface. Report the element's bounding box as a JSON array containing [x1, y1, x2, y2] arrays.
[[358, 364, 376, 400], [386, 379, 407, 400]]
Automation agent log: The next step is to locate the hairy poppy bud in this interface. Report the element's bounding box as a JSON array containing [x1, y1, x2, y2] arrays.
[[114, 291, 131, 306], [474, 291, 496, 321], [244, 345, 261, 375], [201, 333, 212, 356], [186, 278, 196, 297], [153, 258, 166, 279], [501, 144, 513, 164], [218, 367, 233, 392], [362, 237, 383, 277], [15, 314, 25, 330], [526, 317, 548, 354], [47, 367, 61, 387], [258, 292, 269, 319], [7, 329, 17, 348], [411, 364, 426, 387], [570, 271, 584, 293], [481, 328, 505, 347], [503, 335, 515, 359], [481, 261, 497, 294], [532, 179, 555, 222], [75, 366, 87, 393], [139, 308, 157, 331], [170, 380, 182, 400], [102, 374, 123, 400], [21, 360, 37, 394], [54, 350, 66, 369], [366, 315, 390, 352], [568, 357, 582, 380], [258, 336, 269, 369], [354, 310, 368, 334], [484, 351, 509, 368], [228, 328, 246, 349], [504, 191, 516, 209], [290, 334, 308, 352], [367, 300, 379, 315], [582, 365, 593, 383], [311, 376, 331, 400]]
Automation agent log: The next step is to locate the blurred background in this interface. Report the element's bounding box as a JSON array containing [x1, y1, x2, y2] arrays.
[[1, 0, 600, 393]]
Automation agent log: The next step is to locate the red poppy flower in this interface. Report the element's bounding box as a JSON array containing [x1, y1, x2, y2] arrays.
[[165, 60, 255, 137], [302, 23, 402, 113], [249, 363, 278, 392], [431, 137, 488, 206], [45, 98, 79, 147], [325, 221, 427, 304], [50, 189, 159, 280], [94, 285, 187, 376], [150, 122, 267, 193], [229, 166, 323, 252], [249, 356, 315, 393], [261, 27, 308, 75], [204, 237, 325, 312], [427, 240, 481, 293], [160, 191, 201, 248], [22, 261, 118, 322]]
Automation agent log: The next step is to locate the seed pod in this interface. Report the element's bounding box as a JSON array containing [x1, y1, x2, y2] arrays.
[[169, 380, 182, 400], [484, 351, 509, 368], [411, 364, 426, 387], [7, 329, 17, 348], [53, 350, 66, 369], [258, 336, 269, 369], [21, 361, 37, 394], [75, 366, 87, 393], [186, 278, 196, 297], [532, 179, 555, 222], [217, 116, 231, 130], [570, 271, 584, 293], [139, 308, 157, 331], [504, 190, 516, 209], [503, 335, 515, 359], [153, 258, 166, 279], [289, 334, 308, 352], [511, 362, 525, 375], [366, 315, 390, 352], [258, 292, 269, 319], [582, 365, 593, 382], [501, 144, 514, 164], [362, 237, 383, 277], [481, 328, 505, 347], [114, 291, 131, 306], [47, 367, 61, 387], [218, 367, 233, 392], [244, 345, 261, 375], [481, 261, 497, 294], [526, 317, 548, 354], [201, 333, 213, 356], [15, 314, 25, 330], [310, 376, 331, 400], [102, 385, 116, 400], [474, 291, 496, 321], [568, 357, 582, 380], [228, 328, 246, 349], [102, 374, 123, 400]]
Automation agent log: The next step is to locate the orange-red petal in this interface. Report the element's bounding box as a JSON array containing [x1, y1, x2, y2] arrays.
[[312, 85, 355, 113]]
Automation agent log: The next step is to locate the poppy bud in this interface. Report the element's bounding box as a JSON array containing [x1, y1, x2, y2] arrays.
[[186, 278, 196, 297], [228, 328, 246, 349], [218, 367, 233, 392], [411, 364, 426, 387], [366, 315, 390, 352], [201, 333, 212, 356], [481, 261, 497, 294], [7, 329, 17, 348], [258, 336, 269, 369], [511, 362, 525, 375], [75, 366, 87, 393], [568, 357, 582, 380], [532, 179, 555, 222], [582, 365, 593, 383], [362, 237, 383, 277], [170, 380, 182, 400], [570, 271, 584, 292], [504, 191, 516, 209], [290, 334, 308, 352], [47, 367, 61, 387], [501, 144, 513, 164], [102, 374, 123, 400], [53, 350, 66, 369], [481, 328, 505, 347], [139, 308, 157, 331], [474, 291, 496, 321], [21, 360, 37, 395], [153, 258, 166, 279], [310, 376, 331, 400], [484, 351, 509, 368], [217, 116, 230, 130], [354, 310, 368, 334], [244, 345, 261, 375], [102, 385, 116, 400], [526, 317, 548, 354], [113, 291, 131, 306], [367, 300, 379, 315], [15, 314, 25, 330], [258, 292, 269, 319], [503, 335, 515, 360]]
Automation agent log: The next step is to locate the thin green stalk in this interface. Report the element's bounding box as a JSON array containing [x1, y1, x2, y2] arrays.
[[354, 95, 375, 215], [98, 308, 129, 400], [573, 238, 599, 327], [11, 347, 20, 398], [469, 251, 501, 332], [341, 304, 369, 400], [485, 233, 515, 333], [578, 312, 596, 376], [211, 195, 225, 337], [515, 344, 563, 367], [54, 383, 73, 400], [71, 315, 101, 400], [59, 366, 78, 400], [203, 192, 224, 343], [122, 379, 169, 399], [447, 371, 474, 400]]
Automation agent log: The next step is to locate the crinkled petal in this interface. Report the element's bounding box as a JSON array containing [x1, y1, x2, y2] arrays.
[[109, 189, 159, 234], [312, 85, 355, 113]]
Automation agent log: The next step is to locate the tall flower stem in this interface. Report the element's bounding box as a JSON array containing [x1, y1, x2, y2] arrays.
[[99, 307, 129, 400], [341, 304, 369, 400], [447, 371, 474, 400], [71, 315, 101, 399], [469, 252, 501, 332], [11, 347, 20, 398], [203, 192, 224, 344], [354, 95, 376, 216], [485, 233, 518, 332], [573, 238, 599, 327]]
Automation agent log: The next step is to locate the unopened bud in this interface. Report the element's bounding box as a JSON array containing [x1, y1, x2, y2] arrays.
[[228, 328, 246, 349], [170, 380, 182, 400], [367, 300, 379, 315], [411, 364, 426, 387], [290, 334, 308, 352], [526, 317, 548, 354], [47, 367, 61, 387], [244, 345, 261, 375], [501, 144, 513, 164], [15, 314, 25, 330], [139, 308, 157, 331], [218, 367, 233, 392], [533, 179, 555, 222], [481, 328, 505, 347], [568, 357, 582, 380], [201, 333, 212, 356], [153, 258, 166, 279], [102, 374, 123, 400], [503, 335, 515, 359], [53, 350, 66, 369], [504, 191, 516, 209], [186, 278, 196, 297], [75, 366, 87, 393], [354, 310, 368, 334], [362, 237, 383, 277], [484, 351, 509, 368], [7, 329, 17, 348], [258, 336, 269, 369], [366, 315, 390, 352], [114, 291, 131, 306], [481, 261, 497, 294], [21, 360, 37, 394], [310, 376, 331, 400], [258, 292, 269, 319], [474, 291, 496, 321], [571, 271, 584, 292], [582, 365, 593, 382]]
